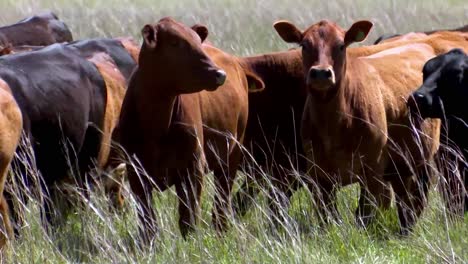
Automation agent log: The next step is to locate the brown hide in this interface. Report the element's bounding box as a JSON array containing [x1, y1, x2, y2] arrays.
[[377, 24, 468, 44], [111, 17, 263, 242], [0, 79, 23, 248], [234, 49, 307, 217], [274, 19, 442, 234], [353, 31, 468, 56]]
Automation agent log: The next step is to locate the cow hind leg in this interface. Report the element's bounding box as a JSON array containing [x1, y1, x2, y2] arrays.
[[212, 145, 242, 233], [77, 125, 103, 194], [390, 166, 430, 235]]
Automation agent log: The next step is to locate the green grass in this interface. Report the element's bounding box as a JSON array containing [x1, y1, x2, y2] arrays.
[[1, 0, 468, 263]]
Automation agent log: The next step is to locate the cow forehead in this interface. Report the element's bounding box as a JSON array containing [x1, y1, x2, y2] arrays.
[[424, 52, 465, 78], [158, 20, 199, 43], [303, 20, 345, 43]]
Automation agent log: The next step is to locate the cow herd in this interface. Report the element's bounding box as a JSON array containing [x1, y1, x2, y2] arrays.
[[0, 11, 466, 248]]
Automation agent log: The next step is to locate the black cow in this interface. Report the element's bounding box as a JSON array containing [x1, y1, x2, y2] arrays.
[[0, 39, 137, 234], [408, 48, 468, 215], [67, 38, 137, 81], [0, 12, 73, 47], [0, 38, 138, 80]]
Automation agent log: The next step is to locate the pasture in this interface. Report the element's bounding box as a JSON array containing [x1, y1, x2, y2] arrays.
[[1, 0, 468, 263]]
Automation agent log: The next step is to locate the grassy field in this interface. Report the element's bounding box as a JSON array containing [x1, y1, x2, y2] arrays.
[[1, 0, 468, 263]]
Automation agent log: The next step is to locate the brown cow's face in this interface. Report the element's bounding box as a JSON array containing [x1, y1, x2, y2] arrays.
[[274, 20, 372, 98], [140, 17, 226, 94]]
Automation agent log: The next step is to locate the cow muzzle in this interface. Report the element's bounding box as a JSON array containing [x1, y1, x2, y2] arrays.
[[202, 68, 226, 91], [215, 69, 226, 86], [408, 92, 435, 119], [307, 65, 336, 91]]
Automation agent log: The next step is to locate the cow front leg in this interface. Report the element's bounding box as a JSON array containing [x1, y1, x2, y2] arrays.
[[176, 166, 203, 239], [128, 166, 157, 246]]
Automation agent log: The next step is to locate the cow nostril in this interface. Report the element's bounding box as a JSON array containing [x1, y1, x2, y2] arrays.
[[324, 69, 332, 79], [215, 69, 226, 85], [309, 70, 317, 79]]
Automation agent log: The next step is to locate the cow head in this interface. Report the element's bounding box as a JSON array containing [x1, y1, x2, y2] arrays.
[[408, 49, 468, 120], [274, 19, 372, 99], [139, 17, 226, 94]]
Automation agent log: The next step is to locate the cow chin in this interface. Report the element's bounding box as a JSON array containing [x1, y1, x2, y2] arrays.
[[204, 83, 222, 92], [307, 80, 335, 93]]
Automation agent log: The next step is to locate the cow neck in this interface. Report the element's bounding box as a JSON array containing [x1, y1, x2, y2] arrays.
[[134, 67, 180, 138], [244, 49, 303, 79]]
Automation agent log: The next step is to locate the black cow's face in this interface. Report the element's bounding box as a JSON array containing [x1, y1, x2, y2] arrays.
[[409, 49, 467, 120]]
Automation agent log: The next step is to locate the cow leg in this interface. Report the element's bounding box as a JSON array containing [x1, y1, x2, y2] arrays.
[[77, 125, 103, 197], [267, 168, 298, 227], [391, 166, 430, 235], [0, 194, 12, 248], [232, 172, 260, 217], [176, 166, 203, 239], [308, 179, 339, 225], [355, 158, 390, 228], [128, 166, 157, 245], [355, 180, 390, 228], [212, 144, 242, 233]]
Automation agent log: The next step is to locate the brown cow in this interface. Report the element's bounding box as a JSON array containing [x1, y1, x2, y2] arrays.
[[0, 12, 72, 48], [234, 30, 468, 224], [234, 49, 307, 220], [0, 79, 23, 248], [274, 19, 441, 234], [109, 17, 263, 242]]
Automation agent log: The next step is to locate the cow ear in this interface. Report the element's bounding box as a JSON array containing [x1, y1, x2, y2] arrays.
[[344, 20, 373, 47], [245, 70, 265, 93], [192, 24, 209, 43], [273, 20, 303, 44], [142, 24, 157, 49]]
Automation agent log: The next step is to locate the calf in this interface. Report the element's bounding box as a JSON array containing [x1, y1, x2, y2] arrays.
[[0, 12, 72, 48], [111, 17, 263, 242], [274, 19, 440, 234], [408, 49, 468, 215]]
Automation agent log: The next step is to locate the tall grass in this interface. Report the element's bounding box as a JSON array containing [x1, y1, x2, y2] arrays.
[[0, 0, 467, 263]]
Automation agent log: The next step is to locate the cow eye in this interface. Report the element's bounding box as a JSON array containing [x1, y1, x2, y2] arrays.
[[170, 39, 181, 47], [300, 41, 308, 49], [339, 43, 345, 51]]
